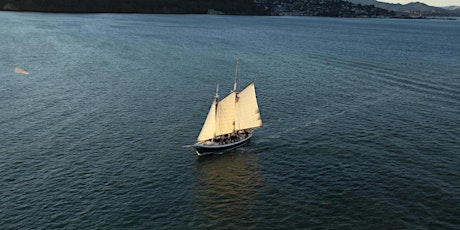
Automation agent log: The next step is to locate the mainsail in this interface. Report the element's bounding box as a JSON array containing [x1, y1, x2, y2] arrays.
[[215, 91, 237, 136]]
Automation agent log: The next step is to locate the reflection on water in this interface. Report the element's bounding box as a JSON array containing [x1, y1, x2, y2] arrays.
[[195, 149, 265, 228]]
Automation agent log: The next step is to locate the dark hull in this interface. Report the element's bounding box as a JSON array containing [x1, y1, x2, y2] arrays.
[[193, 135, 252, 156]]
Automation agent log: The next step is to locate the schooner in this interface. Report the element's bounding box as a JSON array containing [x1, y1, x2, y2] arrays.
[[193, 60, 263, 156]]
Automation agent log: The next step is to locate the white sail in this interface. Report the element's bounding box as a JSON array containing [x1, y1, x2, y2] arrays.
[[215, 91, 236, 136], [235, 82, 262, 131], [195, 61, 263, 146], [197, 99, 217, 141]]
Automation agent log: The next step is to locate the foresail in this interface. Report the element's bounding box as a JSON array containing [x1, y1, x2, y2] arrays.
[[197, 100, 217, 141], [235, 82, 262, 131], [215, 91, 236, 136]]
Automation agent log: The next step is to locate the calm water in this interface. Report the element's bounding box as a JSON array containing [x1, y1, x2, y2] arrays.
[[1, 12, 459, 229]]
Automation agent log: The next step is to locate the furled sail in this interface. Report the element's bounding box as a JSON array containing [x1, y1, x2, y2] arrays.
[[215, 91, 236, 136], [235, 82, 262, 131], [197, 99, 217, 141]]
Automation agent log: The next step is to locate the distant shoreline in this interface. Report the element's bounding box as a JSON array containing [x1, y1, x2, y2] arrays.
[[0, 0, 393, 18], [1, 10, 457, 21], [1, 0, 459, 18]]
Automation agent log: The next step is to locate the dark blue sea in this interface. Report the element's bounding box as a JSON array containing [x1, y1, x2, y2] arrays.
[[1, 12, 459, 229]]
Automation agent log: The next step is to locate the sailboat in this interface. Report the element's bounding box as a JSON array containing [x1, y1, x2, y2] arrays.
[[193, 60, 263, 156]]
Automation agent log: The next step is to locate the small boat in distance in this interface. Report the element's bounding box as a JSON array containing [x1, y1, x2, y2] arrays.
[[193, 60, 263, 156], [14, 67, 29, 75]]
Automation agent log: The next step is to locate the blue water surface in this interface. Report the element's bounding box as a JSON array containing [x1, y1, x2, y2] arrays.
[[1, 12, 459, 229]]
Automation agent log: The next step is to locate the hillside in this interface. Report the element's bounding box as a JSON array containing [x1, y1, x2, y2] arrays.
[[346, 0, 460, 16], [257, 0, 394, 17], [0, 0, 265, 15], [0, 0, 395, 17], [443, 6, 460, 10]]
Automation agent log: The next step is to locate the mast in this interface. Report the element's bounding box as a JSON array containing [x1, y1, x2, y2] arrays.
[[233, 59, 240, 92], [214, 84, 219, 139], [215, 84, 219, 100]]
